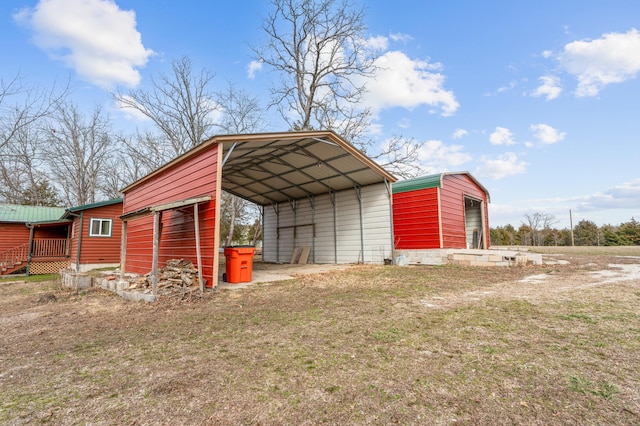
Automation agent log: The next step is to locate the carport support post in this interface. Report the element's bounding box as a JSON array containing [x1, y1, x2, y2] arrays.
[[309, 195, 316, 263], [384, 179, 395, 264], [151, 211, 162, 297], [120, 220, 127, 280], [194, 203, 203, 293], [289, 199, 298, 250], [355, 186, 364, 264], [273, 203, 280, 263], [330, 191, 337, 263]]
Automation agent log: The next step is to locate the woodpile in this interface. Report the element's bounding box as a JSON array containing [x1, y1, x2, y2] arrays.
[[127, 259, 202, 299]]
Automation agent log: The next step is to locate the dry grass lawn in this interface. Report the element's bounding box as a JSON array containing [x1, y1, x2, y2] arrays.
[[1, 246, 640, 425]]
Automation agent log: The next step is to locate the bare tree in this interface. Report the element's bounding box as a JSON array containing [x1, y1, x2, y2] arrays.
[[254, 0, 425, 177], [0, 75, 67, 204], [216, 82, 266, 134], [44, 103, 115, 206], [374, 135, 425, 179], [114, 56, 219, 164], [119, 130, 174, 176], [254, 0, 374, 140], [215, 82, 266, 246], [522, 212, 557, 246], [1, 75, 67, 151], [0, 120, 58, 205]]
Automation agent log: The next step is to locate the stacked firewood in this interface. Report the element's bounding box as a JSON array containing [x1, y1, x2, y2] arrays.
[[127, 259, 201, 296]]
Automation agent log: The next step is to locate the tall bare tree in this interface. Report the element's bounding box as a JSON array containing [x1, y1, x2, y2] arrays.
[[215, 82, 266, 246], [44, 103, 115, 206], [0, 119, 59, 205], [254, 0, 374, 139], [216, 82, 266, 135], [114, 56, 219, 167], [254, 0, 423, 177], [0, 75, 67, 204]]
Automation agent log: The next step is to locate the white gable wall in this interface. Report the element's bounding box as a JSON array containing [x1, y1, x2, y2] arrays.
[[263, 182, 393, 264]]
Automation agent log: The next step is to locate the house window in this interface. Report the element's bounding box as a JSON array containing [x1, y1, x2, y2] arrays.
[[89, 218, 112, 237]]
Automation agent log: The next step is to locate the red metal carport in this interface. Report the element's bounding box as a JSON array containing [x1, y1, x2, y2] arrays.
[[119, 130, 396, 297]]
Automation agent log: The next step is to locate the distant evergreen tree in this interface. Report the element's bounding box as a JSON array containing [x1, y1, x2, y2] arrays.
[[618, 218, 640, 245], [490, 225, 516, 245], [574, 219, 599, 246], [20, 180, 62, 207]]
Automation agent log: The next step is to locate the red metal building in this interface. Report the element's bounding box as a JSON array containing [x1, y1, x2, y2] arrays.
[[392, 172, 491, 250]]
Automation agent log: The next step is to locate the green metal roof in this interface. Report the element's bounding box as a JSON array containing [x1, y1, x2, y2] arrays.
[[392, 174, 443, 194], [66, 198, 123, 214], [392, 171, 490, 201], [0, 204, 66, 223]]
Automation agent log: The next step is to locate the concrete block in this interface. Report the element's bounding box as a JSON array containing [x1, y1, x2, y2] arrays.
[[117, 290, 156, 303], [115, 280, 130, 291]]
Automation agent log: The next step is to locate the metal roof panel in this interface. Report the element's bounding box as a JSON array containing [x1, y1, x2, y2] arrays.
[[0, 204, 66, 223]]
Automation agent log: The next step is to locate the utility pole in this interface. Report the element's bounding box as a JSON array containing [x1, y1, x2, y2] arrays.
[[569, 209, 575, 246]]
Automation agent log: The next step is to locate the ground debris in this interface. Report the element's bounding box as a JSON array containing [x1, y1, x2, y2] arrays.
[[35, 293, 57, 304]]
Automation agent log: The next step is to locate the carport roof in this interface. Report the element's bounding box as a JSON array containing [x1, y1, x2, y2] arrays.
[[123, 131, 397, 206]]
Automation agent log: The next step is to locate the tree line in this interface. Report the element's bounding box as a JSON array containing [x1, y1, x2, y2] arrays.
[[491, 212, 640, 246]]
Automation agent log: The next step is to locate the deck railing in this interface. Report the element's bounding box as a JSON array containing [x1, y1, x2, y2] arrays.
[[31, 238, 69, 258], [0, 243, 29, 270]]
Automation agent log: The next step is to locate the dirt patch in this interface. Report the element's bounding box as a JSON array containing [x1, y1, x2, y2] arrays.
[[421, 254, 640, 309], [1, 251, 640, 425]]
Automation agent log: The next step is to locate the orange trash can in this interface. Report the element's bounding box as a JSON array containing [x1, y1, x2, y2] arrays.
[[223, 246, 255, 284]]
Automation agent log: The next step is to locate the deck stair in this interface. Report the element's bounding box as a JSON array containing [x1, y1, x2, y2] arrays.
[[0, 243, 29, 275]]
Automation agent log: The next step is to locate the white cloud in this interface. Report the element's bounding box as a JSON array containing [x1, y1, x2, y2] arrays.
[[363, 51, 459, 116], [475, 152, 527, 180], [364, 35, 389, 51], [576, 178, 640, 210], [416, 140, 472, 172], [559, 28, 640, 97], [389, 32, 412, 43], [532, 75, 562, 100], [489, 127, 516, 145], [247, 60, 263, 80], [14, 0, 154, 89], [530, 123, 566, 145], [452, 128, 468, 139]]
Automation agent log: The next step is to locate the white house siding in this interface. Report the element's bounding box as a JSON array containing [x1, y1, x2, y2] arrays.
[[263, 182, 393, 264]]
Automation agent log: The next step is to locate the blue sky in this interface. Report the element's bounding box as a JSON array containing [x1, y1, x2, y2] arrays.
[[2, 0, 640, 229]]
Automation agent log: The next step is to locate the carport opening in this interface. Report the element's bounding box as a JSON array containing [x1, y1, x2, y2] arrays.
[[464, 196, 484, 249]]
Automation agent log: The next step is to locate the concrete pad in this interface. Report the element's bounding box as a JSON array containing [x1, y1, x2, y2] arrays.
[[217, 262, 354, 289]]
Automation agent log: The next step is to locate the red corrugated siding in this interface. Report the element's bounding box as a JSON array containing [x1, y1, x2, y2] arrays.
[[123, 146, 219, 286], [441, 174, 489, 248], [70, 202, 123, 265], [124, 150, 218, 211], [0, 223, 30, 252], [392, 187, 441, 249]]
